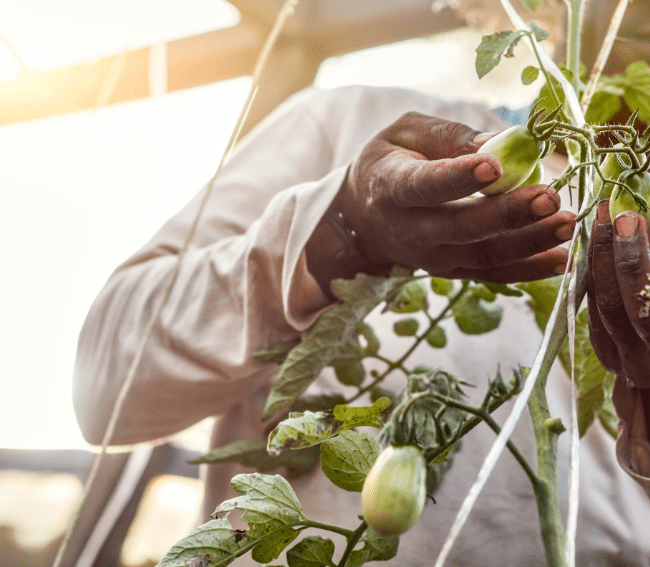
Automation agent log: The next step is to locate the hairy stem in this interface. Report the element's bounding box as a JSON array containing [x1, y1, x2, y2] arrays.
[[338, 521, 368, 567]]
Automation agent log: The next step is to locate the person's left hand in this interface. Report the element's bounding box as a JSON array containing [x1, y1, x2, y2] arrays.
[[588, 200, 650, 388]]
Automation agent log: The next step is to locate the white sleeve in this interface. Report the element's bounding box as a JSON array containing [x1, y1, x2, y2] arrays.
[[73, 92, 346, 446]]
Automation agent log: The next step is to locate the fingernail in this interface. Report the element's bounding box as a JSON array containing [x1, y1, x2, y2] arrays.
[[554, 263, 567, 274], [473, 132, 498, 144], [531, 194, 558, 217], [615, 213, 638, 238], [555, 222, 574, 241], [474, 162, 499, 182], [597, 200, 610, 223]]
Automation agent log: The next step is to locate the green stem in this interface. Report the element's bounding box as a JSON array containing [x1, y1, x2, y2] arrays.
[[338, 521, 368, 567], [527, 372, 568, 567], [564, 0, 584, 99], [299, 519, 355, 539], [527, 35, 563, 110], [348, 281, 470, 403], [427, 392, 538, 486]]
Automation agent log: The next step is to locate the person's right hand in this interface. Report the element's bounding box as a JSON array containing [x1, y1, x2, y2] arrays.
[[332, 111, 576, 283]]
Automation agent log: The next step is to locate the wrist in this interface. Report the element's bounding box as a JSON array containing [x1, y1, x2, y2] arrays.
[[305, 201, 393, 302]]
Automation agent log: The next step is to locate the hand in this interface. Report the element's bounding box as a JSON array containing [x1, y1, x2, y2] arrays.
[[587, 200, 650, 389], [333, 112, 576, 283]]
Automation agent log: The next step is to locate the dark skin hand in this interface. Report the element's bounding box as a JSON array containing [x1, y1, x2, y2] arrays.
[[588, 200, 650, 390], [330, 111, 576, 283]]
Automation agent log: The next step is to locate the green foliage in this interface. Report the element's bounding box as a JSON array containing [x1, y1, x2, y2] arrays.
[[393, 318, 420, 336], [387, 280, 428, 313], [425, 326, 447, 348], [320, 430, 381, 492], [190, 439, 321, 479], [267, 398, 391, 455], [522, 65, 540, 85], [430, 277, 454, 296], [286, 536, 336, 567], [261, 272, 412, 420], [452, 283, 503, 335], [346, 529, 399, 567], [334, 360, 366, 387], [475, 30, 527, 79]]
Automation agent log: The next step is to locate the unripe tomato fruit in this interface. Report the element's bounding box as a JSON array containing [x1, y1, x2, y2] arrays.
[[594, 146, 631, 200], [518, 161, 544, 188], [477, 125, 545, 195], [361, 445, 427, 537], [609, 171, 650, 225]]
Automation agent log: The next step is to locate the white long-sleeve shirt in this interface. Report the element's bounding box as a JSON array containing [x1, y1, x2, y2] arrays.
[[74, 85, 650, 566]]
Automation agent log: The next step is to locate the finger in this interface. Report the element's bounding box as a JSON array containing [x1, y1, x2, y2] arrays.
[[591, 201, 641, 345], [586, 208, 622, 373], [612, 211, 650, 344], [403, 185, 565, 245], [381, 112, 492, 160], [435, 247, 570, 283], [376, 150, 502, 207]]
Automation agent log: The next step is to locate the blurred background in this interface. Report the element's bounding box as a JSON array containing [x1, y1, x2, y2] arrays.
[[0, 0, 646, 565]]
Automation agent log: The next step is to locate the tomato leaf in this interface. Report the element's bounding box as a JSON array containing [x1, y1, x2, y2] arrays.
[[347, 528, 399, 567], [250, 524, 302, 564], [522, 65, 540, 85], [333, 397, 392, 431], [622, 61, 650, 123], [425, 326, 447, 348], [215, 473, 304, 526], [475, 30, 526, 79], [156, 518, 241, 567], [430, 277, 454, 296], [452, 292, 503, 334], [268, 411, 342, 454], [334, 360, 366, 386], [320, 430, 381, 492], [393, 318, 420, 336], [387, 280, 428, 313], [529, 22, 550, 42], [262, 272, 411, 420], [253, 339, 301, 364], [286, 535, 336, 567]]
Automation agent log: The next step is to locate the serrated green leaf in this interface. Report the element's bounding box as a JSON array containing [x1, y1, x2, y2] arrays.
[[522, 65, 540, 85], [623, 61, 650, 123], [529, 22, 550, 42], [469, 282, 497, 302], [333, 397, 392, 431], [370, 386, 399, 407], [388, 280, 428, 313], [156, 518, 240, 567], [522, 0, 543, 10], [452, 292, 502, 334], [517, 277, 563, 331], [320, 430, 381, 492], [250, 525, 302, 564], [268, 411, 342, 455], [215, 474, 304, 528], [334, 360, 366, 387], [253, 340, 301, 365], [425, 326, 447, 348], [597, 401, 619, 440], [291, 392, 347, 413], [430, 277, 454, 296], [262, 273, 411, 420], [475, 30, 525, 79], [346, 528, 399, 567], [393, 317, 420, 336], [286, 536, 336, 567]]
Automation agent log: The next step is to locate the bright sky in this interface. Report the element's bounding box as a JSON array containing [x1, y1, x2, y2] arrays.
[[0, 5, 542, 451]]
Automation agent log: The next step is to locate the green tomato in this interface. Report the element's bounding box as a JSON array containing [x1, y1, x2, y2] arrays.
[[477, 125, 545, 195], [361, 445, 427, 537], [609, 170, 650, 224], [594, 146, 631, 200], [517, 161, 544, 188]]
